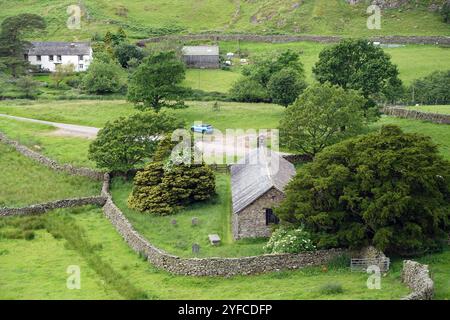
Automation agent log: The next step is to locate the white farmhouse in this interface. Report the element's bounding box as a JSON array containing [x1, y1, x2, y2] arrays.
[[25, 42, 92, 72]]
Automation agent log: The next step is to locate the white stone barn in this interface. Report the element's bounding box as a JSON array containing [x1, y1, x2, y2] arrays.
[[25, 42, 93, 72], [231, 148, 296, 240]]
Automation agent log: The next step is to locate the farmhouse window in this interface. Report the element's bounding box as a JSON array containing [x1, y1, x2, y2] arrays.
[[37, 55, 41, 61], [57, 55, 62, 61], [265, 208, 279, 226], [79, 64, 84, 70], [49, 55, 54, 61], [78, 55, 84, 61]]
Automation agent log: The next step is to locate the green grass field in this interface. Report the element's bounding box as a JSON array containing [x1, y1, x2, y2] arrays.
[[1, 0, 449, 40], [173, 42, 450, 90], [0, 206, 412, 300], [0, 118, 95, 168], [0, 100, 285, 131], [1, 99, 450, 299], [111, 174, 266, 258], [184, 69, 241, 93], [406, 105, 450, 115], [0, 144, 100, 207], [1, 101, 450, 163], [374, 116, 450, 161]]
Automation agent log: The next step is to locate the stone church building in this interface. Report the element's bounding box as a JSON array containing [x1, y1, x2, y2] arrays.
[[231, 148, 296, 240]]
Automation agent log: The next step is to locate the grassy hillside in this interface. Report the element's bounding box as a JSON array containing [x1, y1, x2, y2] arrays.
[[0, 0, 448, 40], [0, 143, 100, 207]]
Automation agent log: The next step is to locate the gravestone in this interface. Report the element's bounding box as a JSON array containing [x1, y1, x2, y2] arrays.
[[192, 243, 200, 254], [192, 217, 199, 226], [171, 219, 177, 226], [208, 234, 221, 246]]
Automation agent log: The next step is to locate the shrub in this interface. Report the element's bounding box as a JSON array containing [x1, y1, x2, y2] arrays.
[[14, 76, 40, 99], [23, 230, 35, 241], [243, 49, 304, 87], [114, 43, 145, 68], [276, 125, 450, 256], [409, 70, 450, 105], [319, 283, 344, 295], [267, 67, 307, 107], [82, 60, 124, 94], [441, 1, 450, 23], [264, 227, 316, 254], [229, 77, 269, 103], [231, 49, 305, 104]]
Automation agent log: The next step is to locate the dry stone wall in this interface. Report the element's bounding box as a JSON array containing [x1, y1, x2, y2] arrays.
[[0, 131, 104, 180], [382, 106, 450, 124], [138, 34, 450, 46], [102, 175, 346, 276], [401, 260, 434, 300], [0, 133, 347, 277], [0, 196, 107, 217]]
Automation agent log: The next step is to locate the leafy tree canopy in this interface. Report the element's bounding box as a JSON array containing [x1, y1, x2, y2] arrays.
[[0, 14, 46, 77], [114, 43, 145, 68], [128, 138, 216, 215], [280, 82, 367, 157], [277, 125, 450, 255], [88, 112, 184, 172], [229, 77, 269, 103], [410, 70, 450, 105], [243, 49, 304, 87], [231, 49, 306, 104], [313, 39, 401, 112], [82, 60, 124, 94], [127, 51, 188, 112], [267, 67, 307, 107]]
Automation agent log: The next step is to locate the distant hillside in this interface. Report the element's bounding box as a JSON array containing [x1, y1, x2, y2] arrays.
[[0, 0, 449, 40]]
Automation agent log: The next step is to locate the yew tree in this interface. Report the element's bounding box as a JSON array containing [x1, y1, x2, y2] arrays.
[[276, 125, 450, 255]]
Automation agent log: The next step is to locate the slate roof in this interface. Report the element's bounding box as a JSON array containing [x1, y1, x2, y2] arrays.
[[27, 42, 91, 56], [182, 45, 219, 56], [230, 148, 296, 214]]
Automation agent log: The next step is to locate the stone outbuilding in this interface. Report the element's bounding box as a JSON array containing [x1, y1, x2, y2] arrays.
[[231, 148, 296, 240], [181, 45, 220, 69]]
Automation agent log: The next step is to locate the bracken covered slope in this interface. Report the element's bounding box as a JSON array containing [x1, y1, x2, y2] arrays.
[[0, 0, 449, 40]]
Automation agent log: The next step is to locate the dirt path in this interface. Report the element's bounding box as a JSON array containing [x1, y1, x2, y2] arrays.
[[0, 114, 291, 157], [0, 114, 99, 139]]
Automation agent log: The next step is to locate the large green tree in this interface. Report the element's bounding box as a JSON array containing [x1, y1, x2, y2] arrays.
[[313, 39, 401, 112], [0, 14, 46, 77], [243, 49, 304, 87], [127, 51, 188, 112], [277, 125, 450, 255], [280, 83, 367, 157], [267, 67, 307, 107], [114, 43, 144, 68], [88, 112, 184, 172], [128, 140, 216, 216], [230, 49, 306, 104]]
